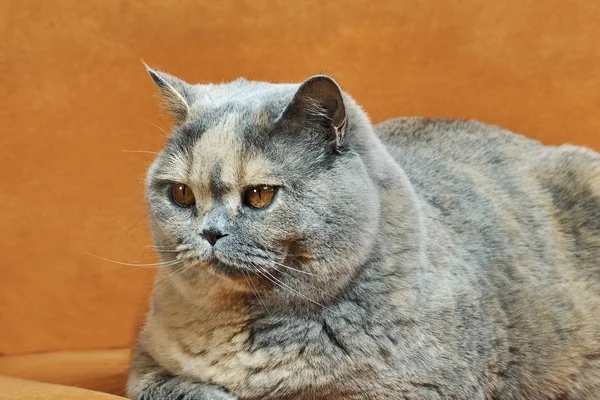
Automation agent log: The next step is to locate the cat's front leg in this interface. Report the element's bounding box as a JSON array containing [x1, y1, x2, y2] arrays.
[[127, 343, 237, 400], [129, 375, 236, 400]]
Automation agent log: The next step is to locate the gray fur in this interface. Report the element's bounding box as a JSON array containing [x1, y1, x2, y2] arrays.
[[128, 69, 600, 400]]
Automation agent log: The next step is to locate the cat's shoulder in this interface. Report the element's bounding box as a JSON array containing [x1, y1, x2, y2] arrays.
[[376, 116, 600, 213], [373, 117, 536, 149], [374, 116, 600, 200], [372, 117, 542, 171]]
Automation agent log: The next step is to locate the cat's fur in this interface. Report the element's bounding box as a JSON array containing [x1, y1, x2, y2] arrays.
[[127, 68, 600, 400]]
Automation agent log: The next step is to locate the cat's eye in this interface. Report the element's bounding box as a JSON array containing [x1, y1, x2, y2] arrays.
[[170, 183, 195, 207], [243, 185, 277, 209]]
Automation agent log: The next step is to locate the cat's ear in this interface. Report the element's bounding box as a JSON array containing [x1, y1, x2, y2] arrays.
[[144, 64, 193, 123], [281, 75, 347, 147]]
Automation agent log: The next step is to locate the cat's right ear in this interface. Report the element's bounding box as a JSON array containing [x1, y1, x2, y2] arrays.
[[144, 64, 193, 123], [280, 75, 347, 149]]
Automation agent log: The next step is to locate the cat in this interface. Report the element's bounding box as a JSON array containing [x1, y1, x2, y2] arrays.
[[127, 67, 600, 400]]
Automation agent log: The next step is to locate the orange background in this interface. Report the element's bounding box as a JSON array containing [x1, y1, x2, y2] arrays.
[[2, 0, 599, 357]]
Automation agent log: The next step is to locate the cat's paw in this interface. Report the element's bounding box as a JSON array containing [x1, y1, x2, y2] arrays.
[[134, 375, 237, 400]]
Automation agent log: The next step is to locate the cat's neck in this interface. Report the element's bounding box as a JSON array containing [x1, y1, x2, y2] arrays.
[[343, 121, 427, 309], [352, 116, 426, 258], [150, 268, 254, 330]]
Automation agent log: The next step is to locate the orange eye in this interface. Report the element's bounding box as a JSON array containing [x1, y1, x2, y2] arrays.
[[243, 185, 276, 209], [170, 183, 195, 207]]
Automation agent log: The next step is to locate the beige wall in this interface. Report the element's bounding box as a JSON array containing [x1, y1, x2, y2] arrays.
[[1, 0, 599, 355]]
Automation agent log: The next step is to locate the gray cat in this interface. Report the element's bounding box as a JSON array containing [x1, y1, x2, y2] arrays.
[[127, 67, 600, 400]]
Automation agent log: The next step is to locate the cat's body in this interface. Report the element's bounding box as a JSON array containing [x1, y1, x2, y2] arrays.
[[128, 71, 600, 400]]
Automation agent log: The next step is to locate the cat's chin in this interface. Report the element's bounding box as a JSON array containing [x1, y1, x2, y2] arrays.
[[201, 253, 249, 281], [209, 260, 247, 279]]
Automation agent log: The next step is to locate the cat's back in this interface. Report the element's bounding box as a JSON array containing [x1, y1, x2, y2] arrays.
[[375, 117, 600, 233], [374, 116, 600, 279], [375, 117, 600, 208], [375, 117, 541, 170], [374, 117, 548, 218]]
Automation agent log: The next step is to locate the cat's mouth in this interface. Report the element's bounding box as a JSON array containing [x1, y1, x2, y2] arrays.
[[174, 243, 286, 282], [208, 259, 247, 278], [203, 250, 249, 279]]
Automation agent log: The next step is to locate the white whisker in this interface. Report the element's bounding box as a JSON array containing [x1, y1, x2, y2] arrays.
[[270, 248, 310, 266], [238, 245, 313, 275], [243, 269, 271, 316], [251, 263, 327, 309], [271, 260, 316, 276], [148, 120, 170, 137], [112, 217, 178, 250], [269, 263, 334, 300], [153, 264, 190, 293], [119, 150, 160, 155], [85, 252, 181, 268]]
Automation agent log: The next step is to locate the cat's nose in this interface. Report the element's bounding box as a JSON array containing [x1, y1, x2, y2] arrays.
[[202, 228, 227, 247]]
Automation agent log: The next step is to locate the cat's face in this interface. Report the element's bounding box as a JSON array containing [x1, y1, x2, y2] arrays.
[[145, 70, 380, 306]]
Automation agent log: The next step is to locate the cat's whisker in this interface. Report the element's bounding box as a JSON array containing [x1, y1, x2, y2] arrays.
[[251, 263, 327, 310], [270, 260, 316, 276], [269, 263, 317, 286], [113, 216, 152, 248], [148, 248, 181, 253], [148, 120, 170, 137], [242, 269, 271, 316], [85, 252, 181, 268], [166, 264, 189, 277], [145, 243, 180, 250], [269, 248, 310, 266], [238, 245, 310, 273], [136, 247, 180, 267], [152, 264, 190, 293], [115, 266, 158, 278], [112, 216, 178, 250], [112, 218, 129, 232], [250, 264, 289, 295], [119, 150, 160, 155], [269, 263, 336, 300]]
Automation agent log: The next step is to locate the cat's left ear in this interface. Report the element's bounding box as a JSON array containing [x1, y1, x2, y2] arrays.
[[281, 75, 347, 147], [144, 64, 193, 123]]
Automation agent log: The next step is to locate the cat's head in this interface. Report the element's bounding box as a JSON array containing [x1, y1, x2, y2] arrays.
[[145, 68, 380, 307]]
